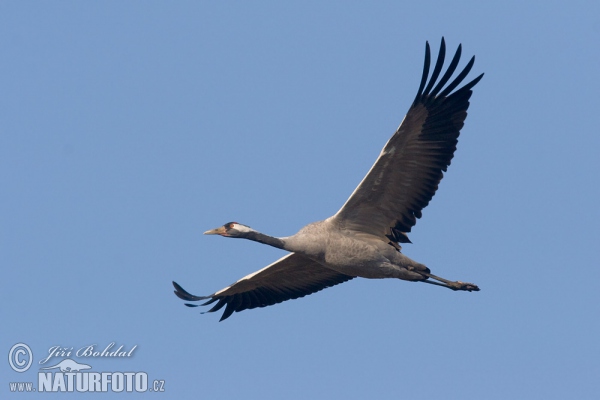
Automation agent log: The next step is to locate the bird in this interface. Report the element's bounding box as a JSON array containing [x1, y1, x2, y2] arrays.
[[174, 38, 484, 321]]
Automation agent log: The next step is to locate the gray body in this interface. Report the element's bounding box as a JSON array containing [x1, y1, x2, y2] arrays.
[[284, 219, 427, 280]]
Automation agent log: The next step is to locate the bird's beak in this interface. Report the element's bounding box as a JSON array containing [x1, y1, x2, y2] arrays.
[[204, 226, 227, 235]]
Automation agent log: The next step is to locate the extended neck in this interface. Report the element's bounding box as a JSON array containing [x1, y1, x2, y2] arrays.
[[242, 231, 287, 250]]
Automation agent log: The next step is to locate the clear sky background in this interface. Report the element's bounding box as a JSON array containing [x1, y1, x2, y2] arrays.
[[2, 1, 599, 399]]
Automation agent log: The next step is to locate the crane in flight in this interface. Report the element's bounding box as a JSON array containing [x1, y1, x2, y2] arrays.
[[174, 38, 483, 321]]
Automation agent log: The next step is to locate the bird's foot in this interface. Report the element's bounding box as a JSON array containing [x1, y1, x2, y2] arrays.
[[448, 281, 480, 292]]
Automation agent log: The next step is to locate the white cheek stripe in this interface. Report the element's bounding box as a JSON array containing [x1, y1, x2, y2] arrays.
[[232, 223, 253, 233]]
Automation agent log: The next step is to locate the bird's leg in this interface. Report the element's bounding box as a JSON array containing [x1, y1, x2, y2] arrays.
[[419, 272, 480, 292]]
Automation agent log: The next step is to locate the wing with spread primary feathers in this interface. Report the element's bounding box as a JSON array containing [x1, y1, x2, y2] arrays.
[[332, 38, 483, 249], [173, 253, 355, 321]]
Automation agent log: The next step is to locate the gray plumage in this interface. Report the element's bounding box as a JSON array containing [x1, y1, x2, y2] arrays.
[[174, 38, 483, 321]]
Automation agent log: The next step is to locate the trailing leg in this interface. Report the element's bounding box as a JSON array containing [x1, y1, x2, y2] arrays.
[[419, 271, 480, 292]]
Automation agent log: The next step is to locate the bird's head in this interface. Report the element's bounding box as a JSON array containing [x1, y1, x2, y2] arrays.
[[204, 222, 254, 238]]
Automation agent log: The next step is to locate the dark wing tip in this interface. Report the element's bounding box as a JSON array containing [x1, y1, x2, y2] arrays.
[[460, 72, 484, 93], [172, 281, 210, 301], [413, 39, 483, 106], [172, 281, 238, 321], [413, 40, 432, 106], [422, 37, 446, 97], [219, 308, 234, 322]]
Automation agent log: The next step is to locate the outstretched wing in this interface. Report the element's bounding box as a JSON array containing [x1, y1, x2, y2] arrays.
[[173, 253, 355, 321], [332, 38, 483, 248]]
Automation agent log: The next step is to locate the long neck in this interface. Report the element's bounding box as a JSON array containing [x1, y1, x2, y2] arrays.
[[242, 231, 287, 250]]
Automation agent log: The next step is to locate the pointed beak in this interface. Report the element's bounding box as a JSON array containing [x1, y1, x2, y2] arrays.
[[204, 226, 227, 235]]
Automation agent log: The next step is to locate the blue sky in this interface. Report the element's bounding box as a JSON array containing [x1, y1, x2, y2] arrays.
[[2, 1, 599, 399]]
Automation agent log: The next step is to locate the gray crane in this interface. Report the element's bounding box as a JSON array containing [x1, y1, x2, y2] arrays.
[[174, 38, 483, 321]]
